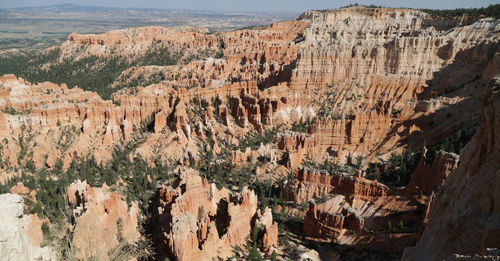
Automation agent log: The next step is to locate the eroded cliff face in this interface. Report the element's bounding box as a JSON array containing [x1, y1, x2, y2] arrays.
[[406, 148, 459, 195], [289, 7, 500, 161], [0, 74, 153, 178], [67, 180, 141, 260], [0, 5, 498, 259], [281, 167, 422, 252], [155, 168, 277, 260], [1, 7, 499, 172], [402, 78, 500, 260], [60, 26, 220, 62]]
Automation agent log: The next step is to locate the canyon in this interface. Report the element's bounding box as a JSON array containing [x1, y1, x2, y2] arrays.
[[0, 5, 499, 261]]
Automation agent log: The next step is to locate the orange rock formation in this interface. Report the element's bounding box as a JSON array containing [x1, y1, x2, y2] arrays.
[[155, 168, 278, 260], [67, 180, 141, 260], [406, 148, 459, 195]]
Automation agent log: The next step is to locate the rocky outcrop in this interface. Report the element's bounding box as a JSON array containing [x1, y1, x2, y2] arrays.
[[0, 193, 54, 261], [285, 167, 421, 252], [284, 167, 389, 202], [0, 75, 154, 170], [330, 172, 389, 197], [67, 180, 141, 260], [255, 207, 279, 254], [406, 147, 459, 195], [62, 26, 220, 62], [1, 7, 499, 176], [10, 182, 37, 202], [402, 78, 500, 260], [283, 167, 331, 202], [303, 192, 421, 253], [155, 168, 278, 260], [304, 202, 345, 239], [292, 7, 498, 92]]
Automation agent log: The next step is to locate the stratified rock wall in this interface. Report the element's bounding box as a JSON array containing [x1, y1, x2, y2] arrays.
[[288, 7, 500, 160]]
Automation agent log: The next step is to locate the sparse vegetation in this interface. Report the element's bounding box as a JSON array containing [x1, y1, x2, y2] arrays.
[[237, 126, 281, 151], [0, 45, 185, 100], [0, 4, 493, 260], [291, 117, 312, 133], [0, 134, 175, 259], [366, 148, 420, 189], [1, 107, 23, 115]]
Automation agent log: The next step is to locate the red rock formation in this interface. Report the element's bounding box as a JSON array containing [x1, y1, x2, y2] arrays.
[[10, 182, 37, 202], [0, 8, 498, 258], [255, 207, 279, 254], [304, 202, 365, 239], [406, 147, 459, 195], [67, 180, 141, 260], [23, 213, 45, 248], [331, 173, 389, 198], [283, 167, 331, 202], [155, 168, 277, 260], [285, 7, 500, 163], [0, 75, 155, 170], [285, 166, 421, 252], [62, 26, 220, 63], [284, 167, 389, 202], [304, 203, 345, 239], [303, 192, 421, 252], [1, 7, 498, 177]]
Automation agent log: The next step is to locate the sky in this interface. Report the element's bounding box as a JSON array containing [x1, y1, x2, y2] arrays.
[[1, 0, 498, 13]]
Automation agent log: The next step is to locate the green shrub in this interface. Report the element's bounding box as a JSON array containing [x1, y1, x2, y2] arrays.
[[247, 244, 262, 261]]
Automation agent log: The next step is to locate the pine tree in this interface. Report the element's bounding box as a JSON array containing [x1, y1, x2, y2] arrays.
[[398, 220, 404, 231]]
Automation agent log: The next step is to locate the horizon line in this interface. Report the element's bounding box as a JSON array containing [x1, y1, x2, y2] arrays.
[[2, 2, 498, 14]]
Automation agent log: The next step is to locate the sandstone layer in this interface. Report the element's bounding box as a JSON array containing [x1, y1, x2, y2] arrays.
[[0, 7, 498, 173]]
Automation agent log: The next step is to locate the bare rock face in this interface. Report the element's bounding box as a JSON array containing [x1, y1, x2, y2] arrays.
[[403, 78, 500, 260], [10, 182, 37, 203], [0, 7, 498, 258], [67, 180, 141, 260], [155, 168, 277, 260], [283, 166, 421, 252], [284, 167, 331, 202], [406, 147, 459, 195], [1, 8, 499, 178], [63, 26, 219, 62], [284, 167, 389, 202], [0, 193, 54, 261], [293, 7, 498, 93], [303, 193, 419, 252], [255, 207, 279, 254], [286, 8, 500, 162]]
